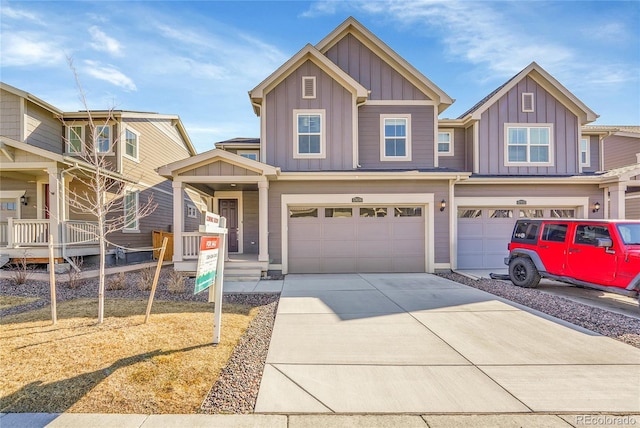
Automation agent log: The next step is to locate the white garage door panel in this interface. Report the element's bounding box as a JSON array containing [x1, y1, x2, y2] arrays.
[[288, 205, 425, 273]]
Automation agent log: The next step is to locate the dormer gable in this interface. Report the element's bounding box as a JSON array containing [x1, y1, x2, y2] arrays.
[[249, 43, 369, 116], [316, 17, 453, 113]]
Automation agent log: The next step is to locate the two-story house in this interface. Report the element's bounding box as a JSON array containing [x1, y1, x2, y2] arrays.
[[160, 17, 639, 274], [0, 82, 203, 267]]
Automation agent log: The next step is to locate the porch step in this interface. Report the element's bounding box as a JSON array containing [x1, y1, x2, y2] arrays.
[[224, 267, 263, 282]]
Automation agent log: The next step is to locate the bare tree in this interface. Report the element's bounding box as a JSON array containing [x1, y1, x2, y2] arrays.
[[63, 59, 157, 323]]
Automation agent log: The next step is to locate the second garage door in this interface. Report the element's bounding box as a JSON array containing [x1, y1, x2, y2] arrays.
[[288, 206, 425, 273]]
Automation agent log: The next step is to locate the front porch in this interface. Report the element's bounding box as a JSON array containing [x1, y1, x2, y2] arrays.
[[0, 218, 100, 264]]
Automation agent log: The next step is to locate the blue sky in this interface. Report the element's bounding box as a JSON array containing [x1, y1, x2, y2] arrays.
[[2, 0, 638, 153]]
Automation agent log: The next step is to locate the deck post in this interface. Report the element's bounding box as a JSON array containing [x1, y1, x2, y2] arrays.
[[47, 168, 61, 254], [172, 181, 184, 263]]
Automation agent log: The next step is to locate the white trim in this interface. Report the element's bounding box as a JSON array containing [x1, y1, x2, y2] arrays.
[[433, 108, 439, 168], [293, 109, 326, 159], [434, 263, 451, 270], [124, 190, 140, 231], [504, 123, 554, 167], [281, 193, 435, 274], [122, 126, 140, 162], [353, 94, 359, 169], [65, 124, 85, 154], [212, 190, 243, 254], [302, 76, 316, 99], [365, 100, 437, 106], [276, 171, 471, 181], [437, 129, 454, 157], [451, 196, 590, 269], [522, 92, 534, 113], [473, 122, 479, 174], [380, 114, 412, 161], [95, 124, 113, 154]]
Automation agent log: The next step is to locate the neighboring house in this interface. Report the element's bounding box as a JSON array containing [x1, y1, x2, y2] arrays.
[[581, 126, 640, 219], [0, 82, 201, 266], [159, 17, 640, 274]]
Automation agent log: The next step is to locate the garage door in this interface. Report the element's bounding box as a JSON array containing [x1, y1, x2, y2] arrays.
[[457, 208, 575, 269], [288, 206, 425, 273]]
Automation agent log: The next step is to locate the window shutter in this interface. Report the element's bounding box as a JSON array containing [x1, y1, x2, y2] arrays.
[[302, 76, 316, 99], [522, 93, 534, 112]]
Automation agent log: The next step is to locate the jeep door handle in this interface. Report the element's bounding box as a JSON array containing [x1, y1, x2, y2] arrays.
[[539, 245, 549, 249], [569, 248, 580, 253]]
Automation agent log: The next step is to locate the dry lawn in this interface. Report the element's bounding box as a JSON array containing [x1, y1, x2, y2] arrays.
[[0, 298, 256, 414], [0, 295, 40, 310]]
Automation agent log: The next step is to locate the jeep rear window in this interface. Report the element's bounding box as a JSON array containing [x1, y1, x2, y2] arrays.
[[541, 224, 568, 242], [512, 221, 539, 242]]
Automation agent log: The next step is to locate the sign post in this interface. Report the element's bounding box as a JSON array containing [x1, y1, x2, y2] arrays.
[[194, 212, 227, 344]]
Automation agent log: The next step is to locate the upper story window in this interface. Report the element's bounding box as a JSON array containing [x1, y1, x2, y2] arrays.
[[95, 125, 112, 153], [380, 114, 411, 161], [293, 109, 325, 159], [504, 124, 554, 166], [302, 76, 316, 99], [66, 125, 84, 153], [124, 127, 139, 161], [437, 130, 454, 156], [522, 93, 534, 113], [237, 150, 259, 161], [580, 137, 590, 167]]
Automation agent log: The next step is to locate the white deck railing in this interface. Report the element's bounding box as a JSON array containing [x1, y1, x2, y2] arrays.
[[65, 221, 99, 245], [182, 232, 202, 259], [2, 219, 100, 248]]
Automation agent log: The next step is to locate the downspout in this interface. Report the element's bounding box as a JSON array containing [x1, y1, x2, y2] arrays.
[[355, 96, 368, 168]]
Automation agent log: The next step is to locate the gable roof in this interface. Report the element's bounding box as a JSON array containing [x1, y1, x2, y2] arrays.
[[1, 82, 63, 115], [315, 17, 454, 113], [458, 62, 598, 124], [249, 43, 369, 115], [157, 148, 279, 178]]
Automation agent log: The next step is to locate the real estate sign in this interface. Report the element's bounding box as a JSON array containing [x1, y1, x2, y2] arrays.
[[194, 236, 220, 294]]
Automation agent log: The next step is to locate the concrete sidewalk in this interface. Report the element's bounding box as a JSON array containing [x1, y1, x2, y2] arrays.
[[3, 412, 639, 427], [255, 273, 640, 414]]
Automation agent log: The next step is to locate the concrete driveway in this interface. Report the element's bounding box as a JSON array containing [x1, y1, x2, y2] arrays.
[[255, 273, 640, 414]]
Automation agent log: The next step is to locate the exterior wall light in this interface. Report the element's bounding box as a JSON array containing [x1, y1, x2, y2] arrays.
[[440, 199, 446, 212], [20, 195, 27, 206], [592, 202, 601, 213]]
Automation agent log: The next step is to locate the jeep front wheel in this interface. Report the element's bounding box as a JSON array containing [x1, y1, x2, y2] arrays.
[[509, 257, 541, 288]]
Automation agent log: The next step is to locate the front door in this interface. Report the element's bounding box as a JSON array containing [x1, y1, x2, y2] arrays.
[[219, 199, 239, 252]]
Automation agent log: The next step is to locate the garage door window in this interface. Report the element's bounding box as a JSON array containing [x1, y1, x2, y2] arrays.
[[290, 207, 318, 218], [394, 207, 422, 217], [520, 209, 544, 218], [325, 208, 353, 218], [550, 209, 575, 218], [458, 209, 482, 218], [360, 207, 388, 218], [489, 209, 513, 218]]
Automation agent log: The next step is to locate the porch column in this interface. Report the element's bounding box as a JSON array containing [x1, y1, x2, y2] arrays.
[[47, 167, 61, 250], [172, 181, 184, 262], [609, 184, 627, 219], [258, 179, 269, 263]]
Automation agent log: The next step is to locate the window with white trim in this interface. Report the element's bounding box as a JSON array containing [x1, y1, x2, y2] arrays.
[[580, 137, 590, 167], [302, 76, 316, 99], [124, 127, 139, 161], [437, 130, 454, 156], [505, 124, 553, 166], [187, 205, 198, 218], [237, 150, 259, 161], [293, 109, 325, 159], [124, 190, 139, 230], [66, 125, 84, 153], [522, 93, 534, 113], [380, 114, 411, 161], [95, 125, 112, 153]]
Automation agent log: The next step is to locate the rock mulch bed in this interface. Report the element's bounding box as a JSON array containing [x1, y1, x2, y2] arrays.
[[438, 272, 640, 349]]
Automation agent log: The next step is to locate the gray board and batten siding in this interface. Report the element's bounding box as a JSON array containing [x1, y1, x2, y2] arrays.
[[267, 180, 451, 267], [477, 76, 580, 175], [358, 104, 435, 169], [324, 33, 430, 101], [264, 60, 354, 171], [437, 127, 467, 171], [603, 134, 640, 170]]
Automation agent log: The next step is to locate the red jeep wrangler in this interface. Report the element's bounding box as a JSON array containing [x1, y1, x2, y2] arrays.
[[505, 219, 640, 298]]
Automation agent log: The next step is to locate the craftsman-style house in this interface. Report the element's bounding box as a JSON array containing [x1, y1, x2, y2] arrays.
[[157, 17, 639, 274]]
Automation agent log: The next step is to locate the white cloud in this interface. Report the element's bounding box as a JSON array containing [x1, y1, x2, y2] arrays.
[[82, 60, 137, 91], [1, 32, 66, 66], [88, 26, 122, 56], [1, 5, 45, 25]]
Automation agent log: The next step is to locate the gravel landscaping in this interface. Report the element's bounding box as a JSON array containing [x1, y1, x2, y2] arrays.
[[2, 266, 639, 415]]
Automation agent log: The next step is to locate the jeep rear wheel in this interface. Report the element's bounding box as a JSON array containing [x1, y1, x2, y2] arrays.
[[509, 257, 541, 288]]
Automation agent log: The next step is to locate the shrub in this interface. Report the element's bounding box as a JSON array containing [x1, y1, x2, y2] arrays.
[[66, 257, 84, 289], [9, 254, 33, 286], [166, 270, 185, 294], [106, 272, 127, 290], [137, 267, 155, 291]]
